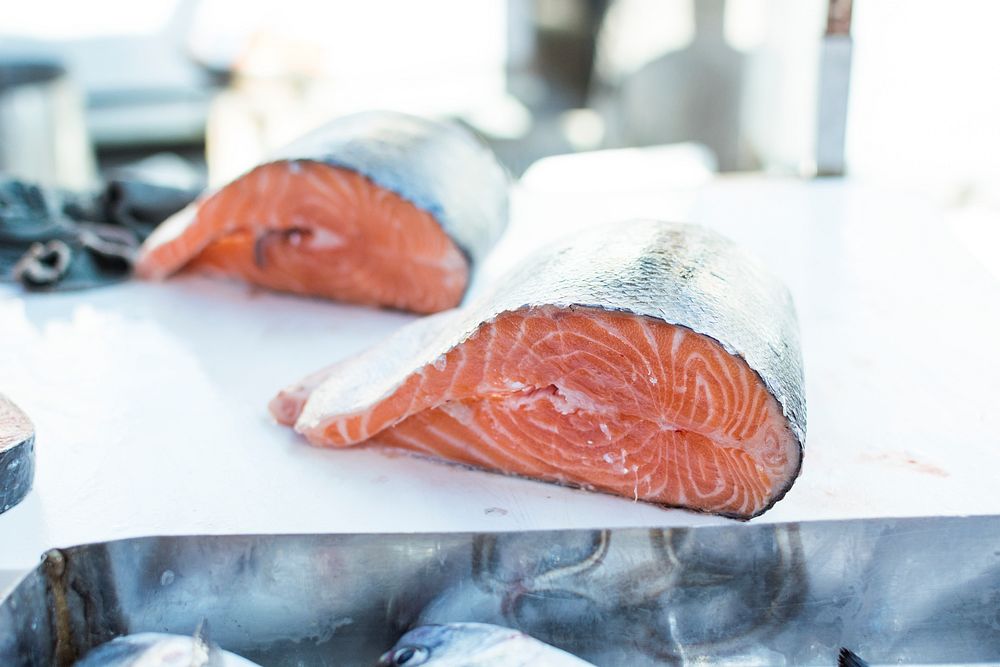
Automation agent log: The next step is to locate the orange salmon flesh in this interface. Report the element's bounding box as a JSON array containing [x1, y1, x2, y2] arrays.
[[272, 306, 800, 518], [136, 162, 469, 313]]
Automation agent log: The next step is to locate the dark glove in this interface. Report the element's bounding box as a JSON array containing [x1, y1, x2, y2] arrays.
[[0, 175, 198, 291]]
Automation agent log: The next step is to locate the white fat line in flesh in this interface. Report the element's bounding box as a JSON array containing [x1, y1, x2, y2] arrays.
[[521, 410, 563, 436], [732, 349, 756, 437], [599, 422, 612, 440], [752, 386, 774, 441], [267, 166, 293, 225], [476, 405, 552, 474], [639, 317, 669, 393], [717, 343, 747, 436], [669, 325, 684, 363], [359, 408, 372, 437], [481, 402, 565, 479], [640, 434, 670, 500], [719, 449, 755, 509], [435, 247, 470, 274], [305, 227, 348, 250], [691, 372, 712, 427], [730, 379, 758, 440], [423, 422, 488, 462], [665, 340, 690, 417], [492, 404, 563, 469], [302, 169, 345, 206], [221, 180, 252, 236], [436, 402, 514, 470], [380, 428, 436, 455], [401, 370, 430, 425], [436, 399, 471, 426], [709, 449, 745, 511], [369, 183, 391, 207], [706, 345, 738, 433], [293, 193, 346, 222], [444, 346, 467, 398], [592, 318, 659, 386], [682, 439, 731, 507], [681, 353, 715, 426], [335, 417, 350, 442], [259, 172, 289, 232], [514, 316, 551, 368], [370, 241, 466, 272], [318, 165, 357, 203], [754, 391, 772, 441], [477, 321, 499, 395], [715, 451, 752, 513], [669, 435, 689, 506], [542, 325, 648, 394], [255, 166, 271, 195]]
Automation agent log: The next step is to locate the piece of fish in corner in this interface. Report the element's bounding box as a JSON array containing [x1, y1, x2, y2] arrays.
[[272, 220, 806, 519], [0, 394, 35, 515], [136, 111, 510, 314]]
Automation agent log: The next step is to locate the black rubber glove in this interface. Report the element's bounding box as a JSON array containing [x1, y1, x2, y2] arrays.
[[0, 175, 198, 291]]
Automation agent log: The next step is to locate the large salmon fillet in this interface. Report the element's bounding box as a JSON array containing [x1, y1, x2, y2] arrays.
[[136, 112, 508, 313], [271, 221, 806, 518]]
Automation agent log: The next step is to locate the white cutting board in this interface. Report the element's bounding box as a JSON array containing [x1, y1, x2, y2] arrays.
[[2, 173, 999, 572]]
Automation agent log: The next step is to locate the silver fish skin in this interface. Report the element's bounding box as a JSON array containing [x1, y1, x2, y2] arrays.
[[377, 623, 595, 667], [295, 220, 806, 517], [73, 632, 261, 667], [269, 110, 510, 266]]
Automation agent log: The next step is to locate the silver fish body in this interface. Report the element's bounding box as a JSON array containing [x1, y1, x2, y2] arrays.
[[377, 623, 595, 667], [296, 221, 806, 515], [73, 632, 261, 667], [269, 110, 509, 265]]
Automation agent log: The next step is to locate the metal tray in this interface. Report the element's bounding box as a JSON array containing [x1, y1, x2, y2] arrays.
[[1, 515, 999, 666]]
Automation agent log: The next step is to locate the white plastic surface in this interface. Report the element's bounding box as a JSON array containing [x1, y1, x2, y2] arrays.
[[1, 176, 999, 571]]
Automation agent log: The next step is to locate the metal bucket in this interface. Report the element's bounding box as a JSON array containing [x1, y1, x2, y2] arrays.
[[0, 53, 97, 189], [1, 516, 999, 666]]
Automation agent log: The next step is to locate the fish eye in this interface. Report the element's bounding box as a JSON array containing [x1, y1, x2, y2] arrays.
[[390, 645, 429, 665]]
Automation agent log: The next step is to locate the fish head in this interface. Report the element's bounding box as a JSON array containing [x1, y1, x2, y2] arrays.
[[376, 623, 528, 666]]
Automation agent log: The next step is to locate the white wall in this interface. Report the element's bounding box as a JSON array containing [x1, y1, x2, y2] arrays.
[[847, 0, 1000, 199]]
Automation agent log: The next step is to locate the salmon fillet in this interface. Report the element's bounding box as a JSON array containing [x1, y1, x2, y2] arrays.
[[271, 221, 806, 518], [136, 112, 508, 314]]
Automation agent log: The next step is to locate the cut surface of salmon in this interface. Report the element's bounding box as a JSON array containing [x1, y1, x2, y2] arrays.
[[136, 111, 508, 313], [271, 221, 806, 518]]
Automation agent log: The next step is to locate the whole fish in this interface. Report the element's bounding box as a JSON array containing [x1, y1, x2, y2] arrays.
[[377, 623, 595, 666], [73, 626, 261, 667], [137, 111, 509, 314], [272, 220, 805, 518]]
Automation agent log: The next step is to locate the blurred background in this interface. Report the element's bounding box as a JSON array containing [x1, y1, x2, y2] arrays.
[[2, 0, 1000, 212]]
